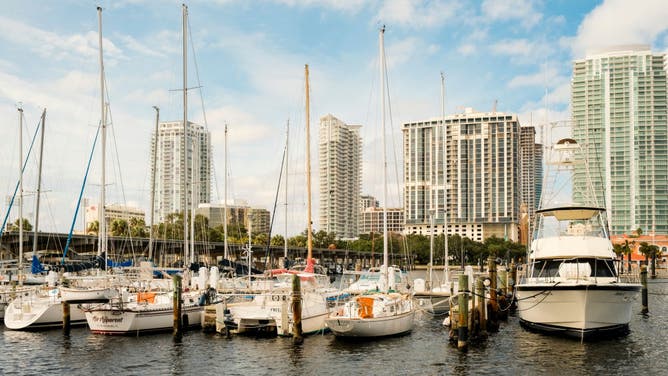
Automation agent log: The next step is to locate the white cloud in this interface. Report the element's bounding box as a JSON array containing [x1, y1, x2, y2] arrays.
[[115, 34, 166, 58], [508, 66, 559, 88], [570, 0, 668, 58], [0, 16, 124, 64], [481, 0, 543, 28], [457, 43, 475, 55], [273, 0, 367, 13], [376, 0, 462, 28]]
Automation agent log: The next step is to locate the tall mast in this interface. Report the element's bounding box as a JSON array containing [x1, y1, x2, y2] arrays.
[[149, 106, 159, 261], [380, 26, 388, 290], [223, 124, 228, 260], [182, 3, 189, 266], [284, 120, 289, 260], [17, 106, 24, 284], [98, 6, 107, 258], [32, 109, 46, 257], [305, 64, 314, 272], [190, 136, 197, 265], [441, 72, 449, 284]]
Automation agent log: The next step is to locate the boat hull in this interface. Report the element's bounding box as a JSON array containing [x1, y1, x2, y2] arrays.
[[84, 304, 203, 335], [325, 310, 415, 338], [515, 283, 640, 338], [4, 292, 87, 330], [414, 292, 451, 315]]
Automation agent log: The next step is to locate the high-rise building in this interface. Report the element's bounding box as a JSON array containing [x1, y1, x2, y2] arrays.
[[319, 114, 362, 240], [151, 121, 211, 222], [359, 194, 403, 234], [195, 203, 270, 236], [571, 45, 668, 235], [403, 108, 523, 242], [519, 126, 543, 222]]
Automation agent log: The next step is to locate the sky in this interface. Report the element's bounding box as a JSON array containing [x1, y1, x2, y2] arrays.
[[1, 0, 667, 238]]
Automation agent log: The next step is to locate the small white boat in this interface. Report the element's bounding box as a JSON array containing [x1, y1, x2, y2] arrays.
[[222, 272, 330, 336], [325, 292, 415, 338], [4, 286, 87, 330], [325, 27, 416, 338], [82, 290, 203, 335]]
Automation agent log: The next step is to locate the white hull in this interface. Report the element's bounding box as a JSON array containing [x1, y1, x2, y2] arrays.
[[326, 310, 415, 337], [516, 282, 640, 336], [60, 286, 118, 303], [84, 292, 203, 335], [325, 293, 415, 338], [414, 291, 451, 315], [4, 288, 87, 330], [223, 291, 329, 336]]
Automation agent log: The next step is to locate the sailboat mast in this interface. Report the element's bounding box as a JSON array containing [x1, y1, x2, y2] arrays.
[[223, 124, 230, 260], [190, 136, 197, 265], [32, 109, 46, 256], [441, 72, 449, 284], [284, 120, 289, 260], [98, 6, 107, 258], [380, 26, 389, 288], [182, 3, 189, 267], [305, 64, 313, 268], [223, 124, 228, 260], [149, 106, 159, 261], [17, 106, 24, 284]]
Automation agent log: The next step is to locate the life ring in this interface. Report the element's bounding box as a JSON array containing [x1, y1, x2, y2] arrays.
[[272, 295, 280, 302]]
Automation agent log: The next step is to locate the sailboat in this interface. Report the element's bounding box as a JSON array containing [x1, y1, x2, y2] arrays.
[[413, 73, 451, 315], [515, 129, 641, 339], [82, 4, 204, 335], [221, 65, 330, 337], [325, 27, 416, 338], [3, 106, 89, 330]]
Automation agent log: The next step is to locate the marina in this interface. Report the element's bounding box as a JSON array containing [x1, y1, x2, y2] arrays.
[[1, 271, 667, 375]]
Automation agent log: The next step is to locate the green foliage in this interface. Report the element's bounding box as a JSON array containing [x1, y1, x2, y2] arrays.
[[8, 218, 32, 232]]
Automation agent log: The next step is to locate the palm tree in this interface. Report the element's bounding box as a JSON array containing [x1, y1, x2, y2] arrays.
[[87, 220, 99, 235]]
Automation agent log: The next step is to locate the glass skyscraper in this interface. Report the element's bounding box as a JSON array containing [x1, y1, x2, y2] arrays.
[[571, 45, 667, 235]]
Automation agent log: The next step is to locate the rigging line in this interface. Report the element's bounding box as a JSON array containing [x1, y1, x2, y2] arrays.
[[63, 123, 101, 263], [0, 114, 43, 241], [104, 78, 136, 259], [265, 141, 287, 269], [187, 15, 220, 204]]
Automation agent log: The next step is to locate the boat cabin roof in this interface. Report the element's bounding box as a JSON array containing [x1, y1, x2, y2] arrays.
[[536, 206, 605, 221]]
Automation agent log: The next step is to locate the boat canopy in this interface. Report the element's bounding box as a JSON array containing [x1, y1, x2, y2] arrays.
[[536, 206, 605, 221]]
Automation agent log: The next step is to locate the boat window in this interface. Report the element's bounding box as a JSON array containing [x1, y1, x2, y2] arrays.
[[531, 258, 617, 278]]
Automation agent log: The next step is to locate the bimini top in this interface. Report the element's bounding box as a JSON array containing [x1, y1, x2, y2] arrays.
[[536, 206, 606, 221]]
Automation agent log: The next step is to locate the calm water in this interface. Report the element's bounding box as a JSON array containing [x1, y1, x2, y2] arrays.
[[2, 277, 667, 376]]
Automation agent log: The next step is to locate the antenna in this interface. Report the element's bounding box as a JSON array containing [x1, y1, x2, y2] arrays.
[[492, 99, 497, 112]]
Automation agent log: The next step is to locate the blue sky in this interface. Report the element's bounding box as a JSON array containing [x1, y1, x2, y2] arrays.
[[1, 0, 667, 237]]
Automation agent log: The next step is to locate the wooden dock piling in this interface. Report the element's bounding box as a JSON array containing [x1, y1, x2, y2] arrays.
[[62, 302, 71, 334], [292, 274, 303, 344], [641, 265, 648, 314], [173, 275, 182, 336], [457, 274, 468, 351]]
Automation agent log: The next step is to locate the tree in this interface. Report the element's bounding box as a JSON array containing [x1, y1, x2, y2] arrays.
[[270, 234, 285, 247], [87, 220, 99, 235], [8, 218, 32, 232], [129, 217, 148, 238], [110, 218, 129, 236], [638, 242, 660, 277]]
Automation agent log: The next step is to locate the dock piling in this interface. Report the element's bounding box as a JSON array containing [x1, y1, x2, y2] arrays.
[[173, 274, 183, 336], [292, 274, 303, 344], [458, 274, 469, 351], [641, 265, 648, 315]]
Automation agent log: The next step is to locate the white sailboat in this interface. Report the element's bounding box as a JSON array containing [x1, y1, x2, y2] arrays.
[[83, 5, 205, 334], [220, 65, 330, 337], [515, 132, 641, 339], [3, 106, 88, 329], [325, 27, 415, 338]]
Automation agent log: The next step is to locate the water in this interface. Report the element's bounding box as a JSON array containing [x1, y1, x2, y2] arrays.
[[2, 278, 667, 376]]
